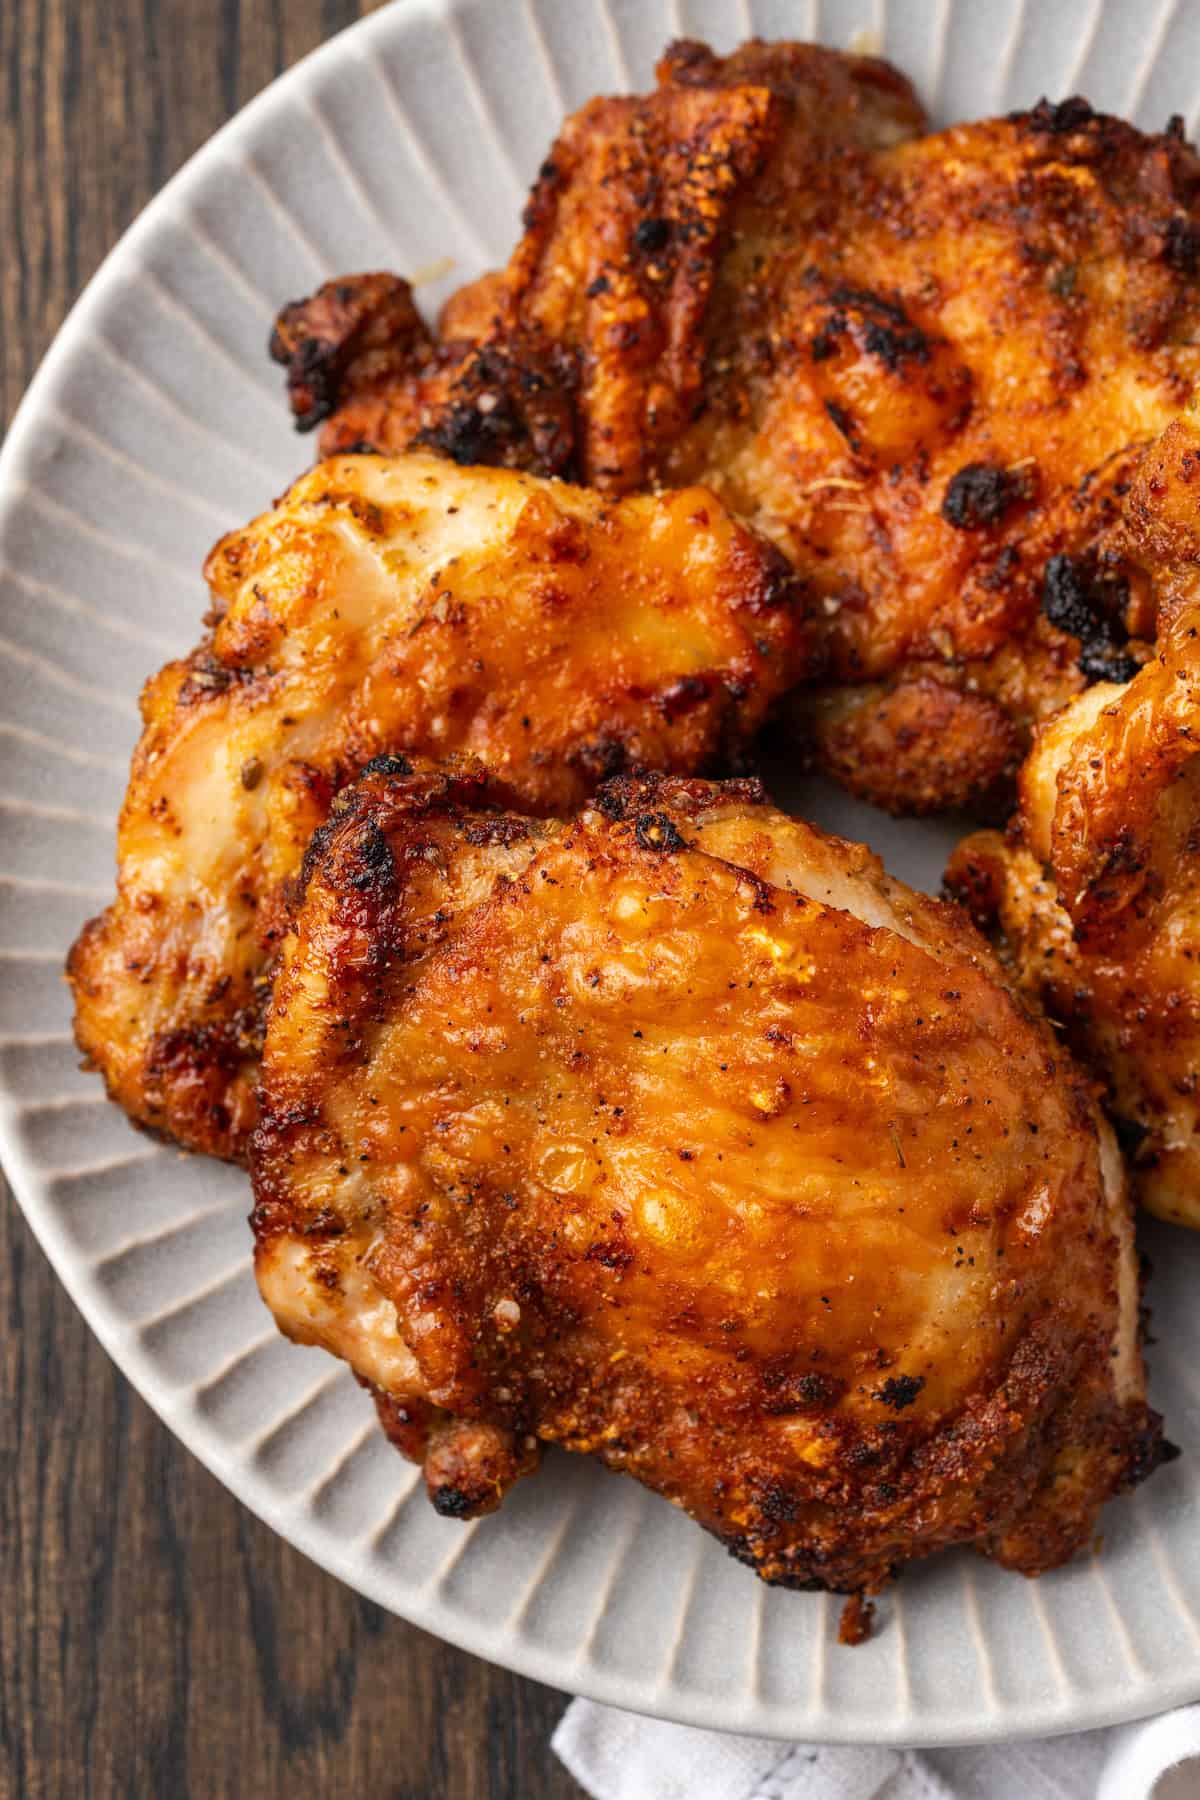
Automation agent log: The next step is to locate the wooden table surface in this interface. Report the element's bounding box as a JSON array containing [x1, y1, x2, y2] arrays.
[[0, 5, 585, 1794]]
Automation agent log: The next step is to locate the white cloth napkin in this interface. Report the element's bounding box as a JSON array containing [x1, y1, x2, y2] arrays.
[[552, 1698, 1200, 1800]]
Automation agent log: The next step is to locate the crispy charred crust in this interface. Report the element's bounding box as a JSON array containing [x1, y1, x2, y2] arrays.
[[270, 273, 435, 431], [1163, 214, 1200, 274], [360, 752, 415, 779], [941, 842, 1002, 927], [178, 652, 256, 704], [1051, 413, 1200, 938], [293, 753, 493, 915], [1041, 554, 1141, 686], [947, 780, 1200, 1226], [656, 1324, 1156, 1595], [760, 1365, 846, 1415], [811, 283, 931, 372], [413, 333, 579, 478], [942, 462, 1026, 531], [949, 412, 1200, 1226], [874, 1374, 925, 1410], [716, 1318, 1160, 1592], [566, 734, 637, 786], [1012, 96, 1200, 186], [634, 811, 688, 853], [732, 539, 800, 617], [1127, 1414, 1175, 1485], [1017, 96, 1100, 136], [429, 1485, 476, 1518], [279, 40, 921, 486]]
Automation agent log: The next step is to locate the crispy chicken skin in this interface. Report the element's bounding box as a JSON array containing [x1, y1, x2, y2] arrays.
[[67, 454, 804, 1162], [251, 759, 1160, 1591], [949, 410, 1200, 1227], [272, 42, 1200, 812]]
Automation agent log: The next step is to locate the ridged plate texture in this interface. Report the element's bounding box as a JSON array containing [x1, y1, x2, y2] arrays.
[[2, 0, 1199, 1745]]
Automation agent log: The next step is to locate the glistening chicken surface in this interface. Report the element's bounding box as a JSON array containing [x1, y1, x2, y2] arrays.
[[68, 453, 803, 1162], [251, 759, 1160, 1593]]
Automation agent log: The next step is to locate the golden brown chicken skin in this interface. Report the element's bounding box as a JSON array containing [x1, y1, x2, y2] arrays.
[[67, 454, 804, 1162], [949, 410, 1200, 1226], [272, 42, 1200, 813], [251, 758, 1161, 1593]]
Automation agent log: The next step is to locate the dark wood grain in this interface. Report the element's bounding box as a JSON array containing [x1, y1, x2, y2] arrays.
[[0, 5, 583, 1794]]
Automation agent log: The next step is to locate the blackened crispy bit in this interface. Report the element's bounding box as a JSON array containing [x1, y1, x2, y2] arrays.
[[414, 334, 580, 478], [270, 273, 435, 431], [874, 1375, 925, 1411], [634, 811, 687, 852], [942, 462, 1025, 530], [1020, 95, 1097, 136], [1041, 554, 1141, 686]]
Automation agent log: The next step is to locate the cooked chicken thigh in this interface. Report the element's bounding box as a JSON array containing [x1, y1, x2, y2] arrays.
[[273, 41, 1200, 813], [251, 759, 1160, 1590], [949, 410, 1200, 1226], [68, 454, 803, 1161]]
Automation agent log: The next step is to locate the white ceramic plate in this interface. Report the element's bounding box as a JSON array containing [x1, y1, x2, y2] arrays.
[[4, 0, 1200, 1747]]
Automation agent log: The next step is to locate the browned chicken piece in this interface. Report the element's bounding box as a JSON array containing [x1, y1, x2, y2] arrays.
[[949, 409, 1200, 1227], [67, 454, 804, 1162], [270, 41, 923, 470], [272, 41, 1200, 814], [251, 758, 1162, 1589]]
